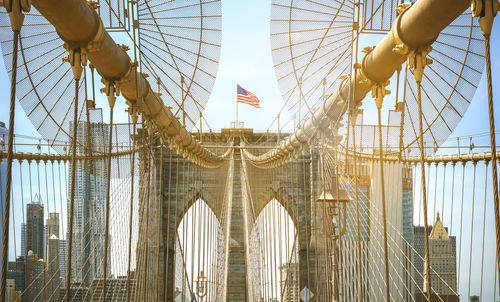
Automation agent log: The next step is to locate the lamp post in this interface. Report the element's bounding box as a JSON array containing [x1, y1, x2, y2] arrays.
[[195, 270, 208, 301], [316, 175, 352, 302]]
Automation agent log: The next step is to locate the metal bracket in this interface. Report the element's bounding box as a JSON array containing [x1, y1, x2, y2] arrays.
[[471, 0, 499, 35], [391, 3, 414, 55], [62, 45, 87, 80], [371, 81, 391, 109], [100, 80, 120, 108], [125, 105, 140, 124], [86, 19, 105, 53], [2, 0, 30, 31], [407, 46, 433, 83]]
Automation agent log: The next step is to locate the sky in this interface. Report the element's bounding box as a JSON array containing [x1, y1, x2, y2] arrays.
[[1, 0, 500, 299]]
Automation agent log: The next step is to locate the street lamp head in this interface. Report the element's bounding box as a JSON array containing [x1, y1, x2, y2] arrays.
[[316, 176, 352, 203], [196, 270, 208, 298]]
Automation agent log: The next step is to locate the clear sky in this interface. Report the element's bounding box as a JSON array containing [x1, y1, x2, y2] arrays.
[[1, 0, 500, 299]]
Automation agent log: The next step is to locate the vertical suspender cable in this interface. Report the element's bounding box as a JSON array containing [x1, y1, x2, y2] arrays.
[[334, 146, 345, 301], [440, 163, 447, 222], [484, 32, 500, 291], [351, 118, 364, 301], [102, 97, 115, 302], [66, 77, 80, 302], [0, 27, 20, 302], [376, 104, 391, 302], [467, 161, 478, 298], [125, 119, 137, 302], [458, 161, 466, 290], [319, 142, 331, 300], [479, 160, 489, 300], [450, 162, 456, 234], [142, 127, 153, 300], [163, 150, 172, 299], [432, 163, 438, 223], [156, 145, 164, 300], [417, 81, 432, 302], [471, 0, 500, 288]]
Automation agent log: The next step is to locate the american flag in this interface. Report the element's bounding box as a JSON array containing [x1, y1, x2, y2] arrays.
[[237, 85, 261, 108]]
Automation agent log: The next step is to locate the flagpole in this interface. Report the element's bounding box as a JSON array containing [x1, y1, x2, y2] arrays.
[[236, 98, 239, 128]]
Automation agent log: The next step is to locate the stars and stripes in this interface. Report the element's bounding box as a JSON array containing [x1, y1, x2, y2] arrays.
[[237, 85, 261, 108]]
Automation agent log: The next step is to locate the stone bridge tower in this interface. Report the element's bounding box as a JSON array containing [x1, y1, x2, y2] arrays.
[[135, 128, 331, 301]]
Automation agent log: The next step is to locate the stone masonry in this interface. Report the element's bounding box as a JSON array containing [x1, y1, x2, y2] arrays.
[[135, 128, 328, 301]]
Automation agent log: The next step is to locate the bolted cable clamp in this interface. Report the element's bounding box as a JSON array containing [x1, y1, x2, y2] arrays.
[[407, 46, 432, 84], [371, 81, 391, 109], [2, 0, 30, 31], [471, 0, 499, 36], [62, 45, 87, 80], [100, 80, 120, 108], [125, 105, 140, 124]]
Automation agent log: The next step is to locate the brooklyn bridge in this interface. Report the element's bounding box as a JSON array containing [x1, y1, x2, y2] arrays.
[[0, 0, 499, 301]]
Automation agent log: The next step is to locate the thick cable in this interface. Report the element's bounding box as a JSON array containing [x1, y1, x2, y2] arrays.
[[65, 77, 80, 302], [334, 145, 345, 301], [484, 34, 500, 291], [450, 162, 456, 234], [458, 161, 466, 291], [125, 119, 137, 302], [376, 105, 391, 301], [432, 163, 438, 224], [0, 29, 20, 302], [101, 103, 114, 301], [467, 161, 478, 298], [417, 81, 432, 301], [350, 119, 364, 301], [163, 147, 172, 300], [479, 160, 489, 300], [440, 163, 447, 222], [155, 145, 164, 300]]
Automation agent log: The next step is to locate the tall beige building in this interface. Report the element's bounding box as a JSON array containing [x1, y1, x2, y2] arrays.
[[45, 213, 59, 250], [423, 212, 457, 295], [46, 235, 60, 302]]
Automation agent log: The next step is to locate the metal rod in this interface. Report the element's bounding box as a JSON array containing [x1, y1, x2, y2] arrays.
[[484, 33, 500, 292], [377, 106, 391, 302], [417, 82, 432, 301], [65, 78, 80, 302], [0, 29, 20, 302]]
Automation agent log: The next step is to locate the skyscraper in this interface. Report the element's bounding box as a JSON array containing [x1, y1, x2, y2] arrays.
[[5, 278, 15, 302], [6, 256, 25, 296], [46, 235, 60, 302], [27, 196, 44, 259], [45, 212, 59, 256], [423, 212, 457, 296], [69, 120, 109, 286], [414, 213, 458, 301], [20, 223, 26, 263], [24, 250, 46, 302], [402, 166, 415, 302], [0, 120, 8, 278], [59, 239, 67, 286]]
